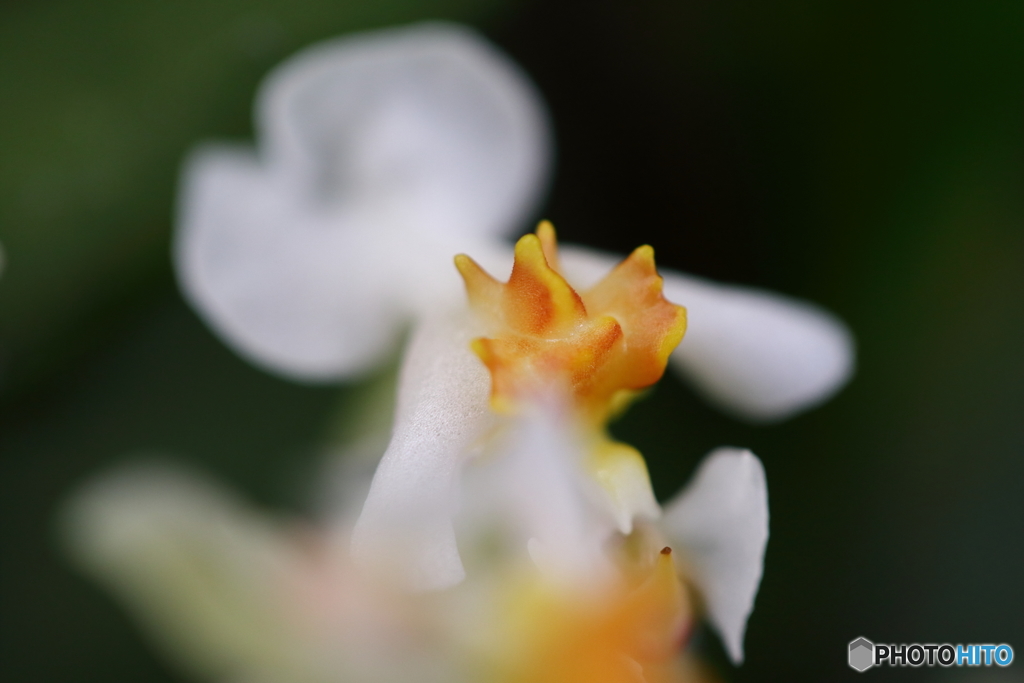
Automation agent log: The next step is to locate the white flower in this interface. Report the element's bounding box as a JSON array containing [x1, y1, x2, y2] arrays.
[[175, 21, 854, 423], [60, 21, 855, 683], [172, 21, 850, 657]]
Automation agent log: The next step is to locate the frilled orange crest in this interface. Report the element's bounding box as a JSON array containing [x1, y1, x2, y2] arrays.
[[455, 222, 687, 422]]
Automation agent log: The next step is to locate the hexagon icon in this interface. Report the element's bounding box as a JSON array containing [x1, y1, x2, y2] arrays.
[[849, 637, 875, 672]]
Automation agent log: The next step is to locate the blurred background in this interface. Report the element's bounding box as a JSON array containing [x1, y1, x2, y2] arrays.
[[1, 0, 1021, 681]]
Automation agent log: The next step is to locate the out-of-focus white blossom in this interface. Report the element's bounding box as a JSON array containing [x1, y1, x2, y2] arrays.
[[62, 462, 461, 683], [62, 443, 765, 682]]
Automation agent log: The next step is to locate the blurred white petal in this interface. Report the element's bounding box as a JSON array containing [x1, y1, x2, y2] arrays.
[[460, 408, 618, 587], [660, 448, 769, 664], [351, 310, 496, 591], [661, 272, 854, 422], [61, 462, 460, 683], [176, 146, 408, 380], [505, 413, 618, 586], [258, 22, 550, 241], [559, 245, 855, 421], [176, 22, 550, 381], [59, 462, 304, 681]]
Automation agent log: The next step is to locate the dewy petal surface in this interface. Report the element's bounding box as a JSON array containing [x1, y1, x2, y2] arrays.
[[557, 245, 855, 421], [176, 23, 551, 381], [659, 449, 769, 664], [351, 310, 496, 591]]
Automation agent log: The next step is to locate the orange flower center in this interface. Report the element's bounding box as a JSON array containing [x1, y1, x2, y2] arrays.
[[455, 222, 686, 424]]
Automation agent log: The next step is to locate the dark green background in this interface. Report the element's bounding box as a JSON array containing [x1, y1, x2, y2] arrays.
[[2, 1, 1021, 681]]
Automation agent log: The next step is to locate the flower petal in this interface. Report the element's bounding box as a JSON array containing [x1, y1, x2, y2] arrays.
[[351, 310, 496, 590], [558, 245, 855, 421], [58, 462, 304, 681], [460, 408, 619, 587], [659, 449, 769, 664], [661, 272, 855, 421], [176, 23, 551, 381], [259, 22, 552, 241], [176, 145, 408, 380], [62, 462, 460, 683]]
